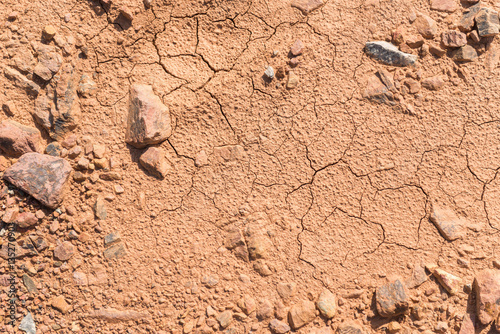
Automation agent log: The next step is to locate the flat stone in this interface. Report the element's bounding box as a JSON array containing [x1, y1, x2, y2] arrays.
[[94, 197, 107, 220], [119, 6, 134, 21], [422, 76, 445, 91], [77, 74, 97, 97], [404, 78, 420, 94], [216, 310, 232, 329], [405, 264, 428, 289], [88, 308, 151, 322], [474, 269, 500, 324], [317, 289, 336, 318], [277, 282, 297, 299], [290, 40, 304, 56], [269, 319, 291, 334], [51, 295, 71, 313], [16, 212, 38, 228], [3, 153, 72, 209], [33, 44, 63, 81], [0, 120, 43, 158], [288, 300, 316, 329], [247, 234, 271, 259], [286, 71, 299, 89], [54, 241, 75, 261], [432, 268, 462, 295], [414, 14, 438, 38], [405, 35, 424, 48], [430, 0, 457, 12], [429, 44, 446, 57], [201, 275, 219, 288], [237, 295, 256, 315], [104, 243, 126, 259], [256, 299, 273, 320], [125, 84, 172, 148], [475, 8, 500, 37], [291, 0, 324, 14], [458, 313, 475, 334], [376, 279, 409, 317], [429, 203, 467, 241], [19, 312, 36, 334], [104, 233, 121, 246], [363, 74, 394, 105], [264, 66, 275, 79], [365, 41, 417, 66], [139, 147, 168, 179], [4, 67, 40, 94], [337, 322, 365, 334], [441, 31, 467, 47], [458, 4, 482, 32], [73, 271, 88, 286], [22, 274, 37, 294]]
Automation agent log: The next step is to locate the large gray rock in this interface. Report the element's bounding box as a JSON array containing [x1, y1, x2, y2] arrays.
[[365, 41, 417, 66], [3, 153, 72, 209], [475, 8, 500, 37], [125, 84, 172, 148]]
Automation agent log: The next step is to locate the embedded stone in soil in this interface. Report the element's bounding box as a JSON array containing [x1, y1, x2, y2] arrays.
[[365, 41, 417, 66]]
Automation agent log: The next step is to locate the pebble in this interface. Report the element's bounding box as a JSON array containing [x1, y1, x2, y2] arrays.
[[290, 40, 304, 56], [458, 4, 481, 32], [429, 44, 446, 57], [435, 322, 448, 332], [253, 259, 273, 276], [291, 0, 324, 14], [94, 197, 107, 220], [45, 142, 62, 157], [256, 299, 273, 320], [458, 313, 475, 334], [77, 74, 97, 97], [0, 120, 43, 157], [8, 11, 18, 21], [201, 275, 219, 288], [376, 279, 409, 317], [269, 319, 291, 334], [103, 243, 126, 259], [216, 310, 232, 329], [286, 71, 299, 89], [452, 45, 478, 61], [64, 13, 71, 22], [441, 31, 467, 47], [144, 0, 152, 8], [33, 44, 63, 81], [414, 14, 438, 38], [430, 203, 467, 241], [430, 0, 457, 12], [88, 308, 151, 321], [404, 78, 420, 94], [51, 295, 70, 313], [264, 66, 275, 80], [405, 35, 424, 48], [19, 312, 36, 334], [16, 212, 38, 228], [4, 67, 40, 94], [421, 76, 445, 90], [317, 289, 336, 318], [3, 153, 72, 209], [337, 322, 365, 334], [475, 8, 500, 37], [104, 233, 121, 246], [474, 269, 500, 324], [237, 295, 256, 315], [2, 101, 16, 116], [432, 268, 462, 295], [363, 73, 394, 105], [22, 274, 37, 294], [387, 321, 402, 333], [93, 144, 106, 159], [277, 282, 297, 299], [54, 241, 75, 261], [68, 146, 82, 159], [126, 84, 172, 148], [405, 264, 428, 289], [469, 30, 481, 43], [139, 147, 168, 179], [288, 300, 316, 329], [119, 6, 134, 21], [42, 25, 57, 40], [365, 41, 417, 66]]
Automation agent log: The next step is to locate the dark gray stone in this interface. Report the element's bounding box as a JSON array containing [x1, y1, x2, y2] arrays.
[[365, 41, 417, 66]]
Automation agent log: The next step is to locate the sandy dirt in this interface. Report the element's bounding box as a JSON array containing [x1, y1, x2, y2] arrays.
[[0, 0, 499, 333]]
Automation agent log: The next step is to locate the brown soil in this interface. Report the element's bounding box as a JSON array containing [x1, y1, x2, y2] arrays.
[[0, 0, 499, 333]]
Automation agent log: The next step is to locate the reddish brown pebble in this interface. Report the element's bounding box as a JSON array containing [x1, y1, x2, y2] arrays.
[[474, 269, 500, 324], [139, 147, 168, 179], [441, 31, 467, 48], [430, 0, 457, 13], [290, 40, 304, 56], [54, 241, 75, 261], [16, 212, 38, 228], [0, 120, 43, 158]]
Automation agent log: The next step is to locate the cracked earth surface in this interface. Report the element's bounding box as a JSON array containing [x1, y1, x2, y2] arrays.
[[0, 0, 500, 333]]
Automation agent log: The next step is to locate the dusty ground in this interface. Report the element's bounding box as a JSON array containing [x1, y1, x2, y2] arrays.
[[0, 0, 500, 333]]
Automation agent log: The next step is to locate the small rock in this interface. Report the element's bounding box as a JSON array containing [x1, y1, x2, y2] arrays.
[[337, 322, 365, 334], [430, 203, 467, 241], [19, 312, 36, 334], [455, 45, 478, 62], [493, 259, 500, 269], [3, 153, 72, 209], [363, 74, 394, 105], [441, 31, 467, 47], [22, 274, 37, 294], [469, 30, 481, 43], [51, 295, 70, 313], [114, 184, 124, 194], [432, 268, 462, 295], [88, 308, 151, 321], [289, 57, 300, 67], [317, 289, 336, 318], [405, 264, 428, 288], [256, 299, 273, 320], [42, 25, 57, 40], [201, 275, 219, 288], [276, 66, 286, 79], [286, 71, 299, 89], [365, 41, 417, 66], [126, 84, 172, 148], [404, 78, 420, 94], [216, 310, 232, 329], [93, 144, 106, 159], [16, 212, 38, 228], [421, 76, 445, 91], [76, 157, 90, 170], [387, 322, 402, 333], [474, 269, 500, 324], [4, 67, 40, 94], [139, 147, 168, 179], [61, 135, 77, 149], [414, 14, 438, 38], [254, 260, 273, 276], [144, 0, 152, 8], [237, 295, 256, 315], [77, 74, 97, 97], [458, 4, 482, 32], [405, 35, 424, 48], [195, 150, 209, 167], [429, 44, 446, 57], [2, 101, 16, 116], [94, 197, 107, 220], [291, 0, 324, 14], [54, 241, 75, 261], [290, 40, 304, 56], [68, 146, 82, 159], [103, 243, 126, 259], [430, 0, 457, 12], [288, 300, 316, 329], [458, 313, 475, 334], [277, 282, 296, 300], [265, 66, 275, 79], [0, 120, 43, 157], [376, 279, 409, 317], [475, 8, 500, 37], [104, 233, 121, 246], [119, 6, 134, 20], [435, 322, 448, 332], [247, 234, 271, 259], [8, 11, 18, 21], [45, 142, 62, 157], [33, 44, 63, 81], [269, 319, 291, 334]]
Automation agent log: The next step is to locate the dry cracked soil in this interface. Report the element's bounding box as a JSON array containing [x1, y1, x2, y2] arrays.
[[0, 0, 500, 333]]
